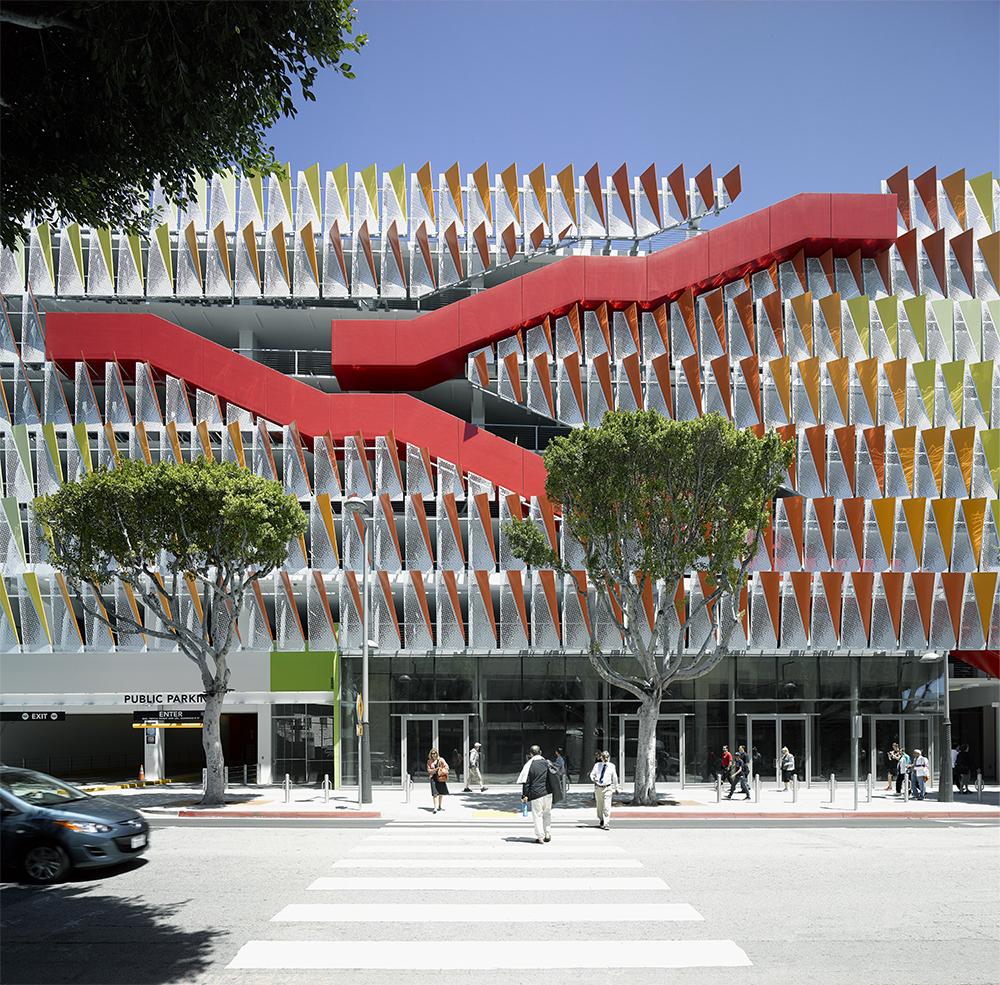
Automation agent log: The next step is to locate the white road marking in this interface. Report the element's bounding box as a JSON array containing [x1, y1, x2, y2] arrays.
[[307, 876, 669, 891], [362, 829, 608, 840], [228, 939, 752, 970], [351, 842, 625, 855], [272, 902, 701, 923], [332, 857, 642, 869]]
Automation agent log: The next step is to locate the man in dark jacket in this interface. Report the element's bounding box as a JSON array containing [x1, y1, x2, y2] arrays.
[[517, 745, 552, 843], [726, 745, 751, 800]]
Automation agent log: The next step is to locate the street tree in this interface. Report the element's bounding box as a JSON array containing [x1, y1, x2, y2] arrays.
[[34, 459, 306, 805], [506, 411, 793, 805], [0, 0, 366, 247]]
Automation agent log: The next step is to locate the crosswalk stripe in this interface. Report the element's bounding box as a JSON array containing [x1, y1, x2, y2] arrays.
[[360, 832, 610, 843], [351, 843, 625, 855], [227, 939, 752, 970], [332, 858, 642, 869], [272, 902, 701, 922], [307, 876, 670, 891]]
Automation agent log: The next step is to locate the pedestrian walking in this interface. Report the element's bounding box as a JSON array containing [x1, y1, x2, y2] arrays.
[[426, 748, 449, 813], [884, 741, 901, 790], [464, 741, 487, 792], [720, 745, 733, 782], [553, 747, 569, 802], [751, 746, 762, 781], [955, 745, 972, 794], [518, 745, 553, 844], [726, 745, 751, 800], [895, 747, 911, 795], [910, 749, 930, 800], [779, 746, 795, 791], [590, 750, 619, 829]]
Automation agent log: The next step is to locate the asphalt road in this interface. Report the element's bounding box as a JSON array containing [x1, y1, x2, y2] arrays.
[[1, 817, 997, 985]]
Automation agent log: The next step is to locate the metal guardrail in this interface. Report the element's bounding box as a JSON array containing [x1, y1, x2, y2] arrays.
[[235, 348, 333, 377]]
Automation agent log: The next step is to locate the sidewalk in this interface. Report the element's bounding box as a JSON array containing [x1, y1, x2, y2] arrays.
[[94, 780, 1000, 821]]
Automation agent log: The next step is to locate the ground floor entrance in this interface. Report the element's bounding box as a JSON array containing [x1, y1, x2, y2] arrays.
[[865, 715, 935, 784], [745, 714, 811, 785], [399, 714, 470, 786], [616, 714, 685, 786]]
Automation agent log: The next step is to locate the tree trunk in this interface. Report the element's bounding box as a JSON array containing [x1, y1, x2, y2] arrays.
[[632, 691, 662, 806], [199, 689, 227, 807]]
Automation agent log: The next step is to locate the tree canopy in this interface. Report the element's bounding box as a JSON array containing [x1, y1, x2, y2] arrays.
[[0, 0, 366, 247], [34, 458, 307, 805], [506, 411, 793, 803]]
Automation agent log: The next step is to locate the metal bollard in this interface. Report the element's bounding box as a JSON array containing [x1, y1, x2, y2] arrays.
[[404, 773, 412, 804], [976, 770, 984, 803], [223, 766, 229, 791], [202, 768, 207, 791], [866, 772, 873, 804], [715, 774, 722, 803], [903, 773, 910, 802], [792, 775, 798, 803], [322, 774, 330, 802], [283, 773, 291, 804], [243, 764, 248, 786], [754, 774, 761, 804], [828, 773, 836, 803]]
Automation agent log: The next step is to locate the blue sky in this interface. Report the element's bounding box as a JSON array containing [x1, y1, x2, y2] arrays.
[[267, 0, 999, 220]]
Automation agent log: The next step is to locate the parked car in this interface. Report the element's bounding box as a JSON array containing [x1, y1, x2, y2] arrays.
[[0, 766, 150, 883]]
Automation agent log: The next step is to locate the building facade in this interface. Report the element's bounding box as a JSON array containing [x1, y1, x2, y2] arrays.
[[0, 161, 998, 787]]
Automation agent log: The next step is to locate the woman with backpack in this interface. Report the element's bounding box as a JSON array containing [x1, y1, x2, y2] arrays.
[[427, 747, 450, 813]]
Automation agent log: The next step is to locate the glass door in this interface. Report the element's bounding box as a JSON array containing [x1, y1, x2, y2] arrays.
[[902, 716, 933, 784], [748, 715, 810, 786], [437, 718, 467, 785], [400, 715, 469, 786], [870, 716, 902, 786], [403, 718, 434, 782], [868, 716, 934, 786], [780, 717, 807, 784], [747, 718, 778, 786], [618, 715, 684, 787]]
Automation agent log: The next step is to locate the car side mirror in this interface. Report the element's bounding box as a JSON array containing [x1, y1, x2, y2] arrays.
[[1, 806, 21, 818]]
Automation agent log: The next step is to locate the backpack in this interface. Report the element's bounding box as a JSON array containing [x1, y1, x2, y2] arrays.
[[545, 760, 564, 804]]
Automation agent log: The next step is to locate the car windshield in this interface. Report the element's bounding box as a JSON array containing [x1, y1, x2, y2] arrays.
[[0, 768, 89, 806]]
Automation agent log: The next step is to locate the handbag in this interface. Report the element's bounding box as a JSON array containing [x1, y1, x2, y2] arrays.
[[436, 761, 449, 782]]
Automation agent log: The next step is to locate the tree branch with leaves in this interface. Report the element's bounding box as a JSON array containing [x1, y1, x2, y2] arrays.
[[1, 0, 367, 248], [505, 411, 793, 805], [34, 458, 306, 805]]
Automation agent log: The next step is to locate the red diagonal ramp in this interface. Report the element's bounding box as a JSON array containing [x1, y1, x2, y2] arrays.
[[45, 313, 548, 498], [332, 192, 897, 390]]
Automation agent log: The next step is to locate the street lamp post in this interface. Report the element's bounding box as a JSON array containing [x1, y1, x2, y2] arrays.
[[345, 495, 373, 805], [920, 650, 953, 803]]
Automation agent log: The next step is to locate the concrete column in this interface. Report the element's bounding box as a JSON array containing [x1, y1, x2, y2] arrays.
[[471, 387, 485, 426], [256, 705, 272, 785], [238, 328, 256, 358], [143, 727, 165, 782]]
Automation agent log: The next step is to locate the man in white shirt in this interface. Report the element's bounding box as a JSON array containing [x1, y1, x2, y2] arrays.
[[464, 742, 486, 792], [911, 749, 930, 801], [518, 746, 553, 844], [590, 750, 619, 829]]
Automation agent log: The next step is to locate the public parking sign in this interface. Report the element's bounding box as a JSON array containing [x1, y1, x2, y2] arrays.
[[1, 711, 66, 722], [131, 710, 204, 728]]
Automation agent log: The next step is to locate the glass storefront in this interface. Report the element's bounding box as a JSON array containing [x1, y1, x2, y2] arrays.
[[272, 703, 337, 783], [331, 651, 942, 787]]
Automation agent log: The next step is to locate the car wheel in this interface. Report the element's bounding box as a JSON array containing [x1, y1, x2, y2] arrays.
[[22, 843, 70, 884]]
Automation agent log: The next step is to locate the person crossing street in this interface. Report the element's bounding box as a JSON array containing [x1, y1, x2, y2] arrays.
[[464, 741, 487, 792], [590, 750, 619, 829], [518, 745, 553, 844]]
